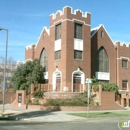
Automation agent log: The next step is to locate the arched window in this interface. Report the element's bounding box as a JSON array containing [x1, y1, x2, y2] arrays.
[[40, 48, 48, 72], [96, 47, 109, 72], [101, 31, 104, 37]]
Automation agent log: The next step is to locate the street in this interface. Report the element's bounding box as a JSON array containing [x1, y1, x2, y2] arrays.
[[0, 120, 129, 130]]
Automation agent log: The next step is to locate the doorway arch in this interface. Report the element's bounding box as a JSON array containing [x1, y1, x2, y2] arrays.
[[72, 68, 85, 92], [52, 68, 62, 92]]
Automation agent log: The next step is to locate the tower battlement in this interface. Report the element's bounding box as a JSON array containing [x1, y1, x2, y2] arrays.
[[25, 44, 36, 50], [50, 6, 91, 26], [115, 41, 130, 48]]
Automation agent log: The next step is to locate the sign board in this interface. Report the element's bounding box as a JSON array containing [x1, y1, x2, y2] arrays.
[[86, 78, 92, 84]]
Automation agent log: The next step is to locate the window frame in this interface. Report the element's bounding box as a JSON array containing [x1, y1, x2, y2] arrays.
[[101, 31, 104, 37], [55, 23, 61, 40], [74, 50, 83, 60], [55, 50, 61, 60], [122, 80, 128, 90], [96, 47, 109, 72], [122, 59, 128, 68], [74, 23, 83, 39], [40, 48, 48, 72]]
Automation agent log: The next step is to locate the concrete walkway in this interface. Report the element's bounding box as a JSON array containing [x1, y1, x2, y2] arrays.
[[0, 104, 86, 122], [0, 104, 130, 122]]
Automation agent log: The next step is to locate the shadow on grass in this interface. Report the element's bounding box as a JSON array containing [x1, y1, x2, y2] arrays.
[[102, 112, 111, 114]]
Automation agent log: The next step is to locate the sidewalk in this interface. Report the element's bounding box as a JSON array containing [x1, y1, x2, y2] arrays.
[[0, 104, 130, 122], [0, 104, 86, 122]]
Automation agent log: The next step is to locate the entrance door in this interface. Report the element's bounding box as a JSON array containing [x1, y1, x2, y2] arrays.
[[56, 77, 61, 92], [73, 77, 81, 92]]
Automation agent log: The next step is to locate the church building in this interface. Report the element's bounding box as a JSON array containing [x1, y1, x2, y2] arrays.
[[25, 6, 130, 107]]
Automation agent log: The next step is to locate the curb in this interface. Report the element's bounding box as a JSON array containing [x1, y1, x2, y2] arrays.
[[0, 115, 20, 121]]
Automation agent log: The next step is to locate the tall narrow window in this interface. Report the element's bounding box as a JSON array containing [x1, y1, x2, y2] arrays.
[[55, 50, 61, 60], [122, 80, 128, 90], [55, 23, 61, 40], [122, 60, 128, 68], [40, 49, 48, 72], [74, 50, 82, 60], [101, 31, 104, 37], [96, 47, 109, 72], [74, 23, 82, 39]]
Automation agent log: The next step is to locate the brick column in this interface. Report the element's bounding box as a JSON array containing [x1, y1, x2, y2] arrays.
[[99, 85, 102, 106], [121, 98, 124, 107]]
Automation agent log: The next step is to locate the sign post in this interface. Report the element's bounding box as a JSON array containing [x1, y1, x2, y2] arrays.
[[86, 78, 92, 118]]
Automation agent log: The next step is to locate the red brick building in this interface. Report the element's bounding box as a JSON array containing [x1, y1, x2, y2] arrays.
[[25, 6, 130, 107]]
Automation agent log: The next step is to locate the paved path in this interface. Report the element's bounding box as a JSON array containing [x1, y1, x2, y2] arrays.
[[0, 104, 86, 122], [0, 104, 130, 122]]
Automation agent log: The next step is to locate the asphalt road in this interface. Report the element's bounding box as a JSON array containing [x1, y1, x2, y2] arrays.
[[0, 120, 129, 130]]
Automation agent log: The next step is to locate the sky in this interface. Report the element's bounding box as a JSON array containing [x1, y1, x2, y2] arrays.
[[0, 0, 130, 62]]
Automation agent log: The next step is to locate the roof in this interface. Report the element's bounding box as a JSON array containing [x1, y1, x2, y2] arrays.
[[91, 25, 102, 38], [91, 24, 113, 43]]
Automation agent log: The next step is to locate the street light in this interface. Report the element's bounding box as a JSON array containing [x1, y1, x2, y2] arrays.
[[0, 27, 8, 112]]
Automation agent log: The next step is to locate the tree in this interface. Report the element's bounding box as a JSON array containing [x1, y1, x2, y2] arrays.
[[11, 59, 45, 94]]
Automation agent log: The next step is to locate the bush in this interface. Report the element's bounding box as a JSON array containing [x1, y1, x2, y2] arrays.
[[43, 92, 89, 106], [32, 98, 40, 105], [27, 98, 40, 105], [93, 81, 119, 95], [33, 90, 45, 99]]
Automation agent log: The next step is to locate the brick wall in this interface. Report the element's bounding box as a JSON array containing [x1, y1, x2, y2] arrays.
[[25, 6, 91, 91], [0, 87, 15, 103], [91, 25, 116, 83], [116, 42, 130, 92]]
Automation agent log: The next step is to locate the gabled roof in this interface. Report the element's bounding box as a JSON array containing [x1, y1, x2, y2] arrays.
[[91, 24, 114, 43], [35, 27, 50, 47], [91, 24, 102, 38]]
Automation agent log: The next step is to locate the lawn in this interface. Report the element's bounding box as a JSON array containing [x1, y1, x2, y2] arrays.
[[69, 111, 130, 118]]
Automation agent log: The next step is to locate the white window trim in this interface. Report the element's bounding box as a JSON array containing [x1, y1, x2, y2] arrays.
[[52, 68, 62, 92], [72, 68, 85, 92]]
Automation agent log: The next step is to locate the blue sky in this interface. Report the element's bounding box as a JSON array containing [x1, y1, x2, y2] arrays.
[[0, 0, 130, 62]]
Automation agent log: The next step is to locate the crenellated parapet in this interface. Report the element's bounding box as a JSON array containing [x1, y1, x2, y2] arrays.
[[25, 44, 36, 50], [115, 41, 130, 48], [25, 44, 36, 60], [50, 6, 91, 26], [115, 41, 130, 58]]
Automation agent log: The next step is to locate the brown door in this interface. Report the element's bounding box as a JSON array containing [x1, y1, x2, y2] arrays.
[[73, 77, 81, 92], [56, 77, 61, 91]]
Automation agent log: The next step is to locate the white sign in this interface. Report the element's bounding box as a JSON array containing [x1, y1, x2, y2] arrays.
[[86, 78, 92, 83]]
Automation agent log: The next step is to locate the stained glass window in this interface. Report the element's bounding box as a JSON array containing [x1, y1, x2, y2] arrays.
[[40, 49, 48, 72], [96, 47, 109, 72]]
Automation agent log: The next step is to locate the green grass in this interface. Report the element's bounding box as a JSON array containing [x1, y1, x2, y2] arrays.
[[69, 111, 130, 118]]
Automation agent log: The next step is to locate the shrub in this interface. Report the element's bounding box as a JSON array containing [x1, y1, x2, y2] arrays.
[[43, 92, 89, 106], [32, 98, 40, 105], [93, 81, 119, 95], [33, 90, 45, 99]]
